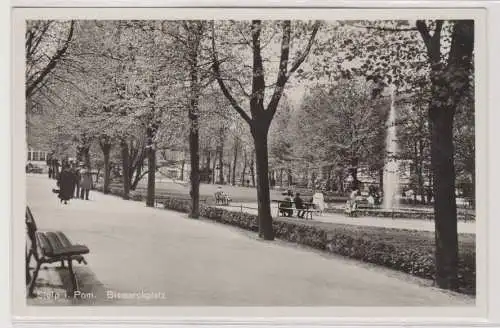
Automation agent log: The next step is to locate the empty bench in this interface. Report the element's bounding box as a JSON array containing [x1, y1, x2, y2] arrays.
[[25, 206, 90, 297]]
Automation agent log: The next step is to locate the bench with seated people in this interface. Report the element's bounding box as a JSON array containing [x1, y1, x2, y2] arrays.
[[214, 189, 231, 205], [25, 206, 90, 297]]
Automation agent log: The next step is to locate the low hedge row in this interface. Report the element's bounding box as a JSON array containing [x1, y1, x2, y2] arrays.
[[96, 186, 476, 294], [324, 207, 476, 222]]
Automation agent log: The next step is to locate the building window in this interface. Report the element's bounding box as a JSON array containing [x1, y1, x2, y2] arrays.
[[32, 151, 40, 161], [27, 151, 32, 161], [40, 152, 46, 161]]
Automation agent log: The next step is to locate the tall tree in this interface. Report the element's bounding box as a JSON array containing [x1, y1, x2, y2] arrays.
[[212, 20, 321, 240]]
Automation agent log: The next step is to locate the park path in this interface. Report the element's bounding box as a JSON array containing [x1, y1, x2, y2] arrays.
[[26, 174, 474, 306], [220, 202, 476, 234]]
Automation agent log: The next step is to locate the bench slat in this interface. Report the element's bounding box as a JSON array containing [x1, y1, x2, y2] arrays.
[[55, 231, 73, 248], [36, 231, 89, 258], [36, 232, 54, 256], [45, 231, 65, 250]]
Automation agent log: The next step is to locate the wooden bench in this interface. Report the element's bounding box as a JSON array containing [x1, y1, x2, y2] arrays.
[[25, 206, 90, 297], [214, 191, 232, 206], [275, 200, 319, 220], [278, 207, 317, 220]]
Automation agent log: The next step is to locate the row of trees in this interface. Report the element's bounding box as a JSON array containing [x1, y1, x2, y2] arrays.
[[26, 19, 474, 291]]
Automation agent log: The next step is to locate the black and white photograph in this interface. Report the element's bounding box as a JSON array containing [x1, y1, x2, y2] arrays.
[[12, 6, 488, 319]]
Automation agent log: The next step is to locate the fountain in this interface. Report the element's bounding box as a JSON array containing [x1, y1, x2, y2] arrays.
[[383, 85, 400, 210]]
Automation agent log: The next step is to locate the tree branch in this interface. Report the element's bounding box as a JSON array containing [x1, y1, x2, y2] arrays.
[[26, 20, 75, 99], [267, 20, 321, 119], [286, 21, 321, 78], [211, 21, 252, 125], [350, 23, 418, 32]]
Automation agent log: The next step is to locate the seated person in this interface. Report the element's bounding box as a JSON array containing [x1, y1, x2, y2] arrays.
[[293, 192, 305, 218], [280, 195, 293, 217], [312, 192, 325, 212]]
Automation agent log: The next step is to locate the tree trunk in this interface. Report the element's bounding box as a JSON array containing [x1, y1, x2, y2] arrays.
[[418, 140, 426, 205], [180, 159, 185, 181], [379, 167, 384, 194], [232, 142, 238, 185], [121, 141, 130, 200], [131, 162, 142, 191], [101, 142, 112, 194], [430, 102, 458, 290], [187, 24, 202, 219], [212, 153, 216, 184], [218, 148, 224, 185], [287, 168, 292, 187], [206, 151, 211, 170], [250, 156, 255, 187], [146, 146, 156, 207], [252, 126, 274, 240], [241, 152, 247, 186]]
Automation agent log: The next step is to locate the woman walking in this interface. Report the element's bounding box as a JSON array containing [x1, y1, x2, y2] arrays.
[[57, 164, 76, 205]]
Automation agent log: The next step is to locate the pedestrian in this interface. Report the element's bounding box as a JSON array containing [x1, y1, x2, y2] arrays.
[[294, 192, 305, 219], [57, 163, 75, 205], [74, 165, 81, 199], [80, 167, 92, 200]]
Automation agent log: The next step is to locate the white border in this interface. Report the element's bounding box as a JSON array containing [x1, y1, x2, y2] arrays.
[[4, 1, 499, 327]]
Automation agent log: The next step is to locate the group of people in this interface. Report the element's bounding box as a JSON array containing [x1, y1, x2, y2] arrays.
[[279, 190, 307, 218], [56, 161, 93, 205], [279, 190, 326, 219]]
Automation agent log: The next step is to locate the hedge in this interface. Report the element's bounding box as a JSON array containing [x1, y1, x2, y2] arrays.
[[96, 186, 476, 294], [324, 207, 476, 222]]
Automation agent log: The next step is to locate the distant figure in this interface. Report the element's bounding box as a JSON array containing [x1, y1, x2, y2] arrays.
[[48, 167, 53, 179], [74, 166, 82, 198], [367, 194, 375, 207], [345, 188, 359, 216], [80, 167, 92, 200], [280, 192, 293, 217], [57, 164, 75, 205], [293, 192, 305, 219], [426, 188, 433, 204], [312, 192, 325, 214]]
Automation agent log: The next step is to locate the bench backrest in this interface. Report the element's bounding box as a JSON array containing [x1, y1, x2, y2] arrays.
[[25, 206, 38, 250]]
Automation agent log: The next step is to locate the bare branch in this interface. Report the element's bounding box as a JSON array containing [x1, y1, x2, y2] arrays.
[[211, 21, 252, 125], [267, 20, 321, 119], [349, 23, 418, 32], [26, 20, 75, 99]]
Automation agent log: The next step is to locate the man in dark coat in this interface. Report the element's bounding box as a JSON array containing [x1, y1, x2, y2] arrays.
[[294, 192, 305, 219], [57, 164, 76, 204]]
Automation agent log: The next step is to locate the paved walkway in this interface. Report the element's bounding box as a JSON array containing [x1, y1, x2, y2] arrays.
[[26, 175, 474, 306], [221, 203, 475, 234]]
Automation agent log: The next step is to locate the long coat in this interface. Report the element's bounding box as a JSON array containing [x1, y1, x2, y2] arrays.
[[58, 169, 75, 201], [80, 169, 93, 189]]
